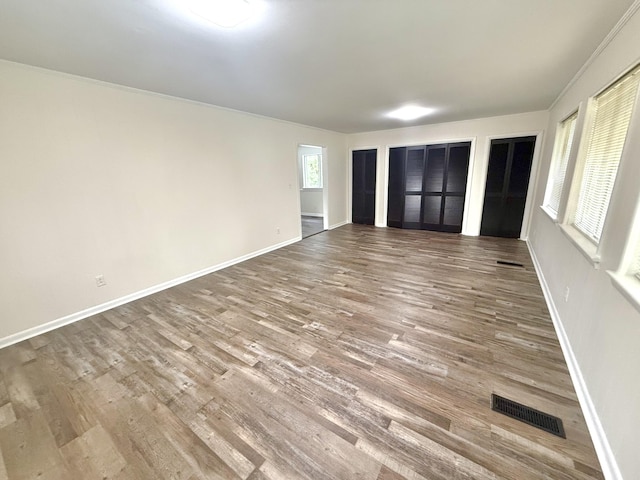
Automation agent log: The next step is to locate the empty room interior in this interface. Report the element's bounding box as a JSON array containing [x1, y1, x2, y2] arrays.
[[1, 1, 640, 479]]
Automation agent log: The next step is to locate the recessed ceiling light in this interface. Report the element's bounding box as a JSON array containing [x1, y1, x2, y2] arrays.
[[387, 105, 435, 121], [189, 0, 256, 28]]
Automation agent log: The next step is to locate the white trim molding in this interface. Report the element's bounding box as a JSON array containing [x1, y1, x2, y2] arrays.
[[608, 270, 640, 314], [550, 0, 640, 110], [527, 241, 623, 480], [329, 220, 348, 230], [0, 236, 301, 350]]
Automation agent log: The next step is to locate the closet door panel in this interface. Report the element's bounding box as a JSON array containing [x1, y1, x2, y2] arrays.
[[424, 147, 446, 192], [485, 142, 509, 194], [405, 148, 426, 192], [480, 198, 503, 235], [509, 140, 534, 194], [503, 197, 527, 238], [387, 148, 405, 228], [422, 196, 442, 225], [446, 145, 471, 193], [443, 196, 465, 227], [364, 193, 376, 220], [403, 195, 422, 225]]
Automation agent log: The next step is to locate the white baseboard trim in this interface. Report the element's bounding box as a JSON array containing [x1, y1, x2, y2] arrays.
[[328, 220, 348, 230], [301, 212, 323, 218], [0, 236, 302, 350], [526, 241, 622, 480]]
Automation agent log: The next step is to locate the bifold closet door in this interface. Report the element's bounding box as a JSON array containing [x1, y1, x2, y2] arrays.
[[480, 136, 536, 238], [403, 147, 426, 229], [387, 142, 471, 232], [352, 149, 377, 225], [422, 143, 471, 232], [387, 147, 405, 228]]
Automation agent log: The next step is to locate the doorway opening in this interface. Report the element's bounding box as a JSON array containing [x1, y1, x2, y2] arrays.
[[298, 144, 327, 238]]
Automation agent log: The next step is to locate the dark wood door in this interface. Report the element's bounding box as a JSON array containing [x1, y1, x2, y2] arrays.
[[387, 147, 405, 228], [480, 136, 536, 238], [422, 143, 471, 232], [387, 142, 471, 232], [403, 146, 426, 229], [352, 149, 377, 225]]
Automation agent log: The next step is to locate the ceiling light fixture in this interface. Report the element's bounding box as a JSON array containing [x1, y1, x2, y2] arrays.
[[387, 105, 435, 121], [189, 0, 256, 28]]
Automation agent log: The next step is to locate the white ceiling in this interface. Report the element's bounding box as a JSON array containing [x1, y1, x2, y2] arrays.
[[0, 0, 635, 133]]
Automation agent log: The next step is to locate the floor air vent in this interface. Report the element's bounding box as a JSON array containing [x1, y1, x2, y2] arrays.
[[491, 394, 566, 438], [496, 260, 524, 268]]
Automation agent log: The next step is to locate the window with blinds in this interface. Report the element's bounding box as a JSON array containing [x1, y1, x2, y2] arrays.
[[545, 112, 578, 216], [573, 65, 640, 243]]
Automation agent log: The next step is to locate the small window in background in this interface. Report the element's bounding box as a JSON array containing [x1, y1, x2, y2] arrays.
[[544, 112, 578, 217], [303, 154, 322, 189], [572, 65, 640, 244]]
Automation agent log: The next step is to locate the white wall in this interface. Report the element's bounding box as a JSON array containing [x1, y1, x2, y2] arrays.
[[298, 145, 324, 216], [0, 60, 348, 342], [528, 8, 640, 480], [300, 192, 323, 216], [347, 111, 549, 236]]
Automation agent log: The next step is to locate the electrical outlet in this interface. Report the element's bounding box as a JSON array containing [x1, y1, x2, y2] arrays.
[[276, 227, 281, 234], [564, 286, 570, 302], [95, 275, 107, 287]]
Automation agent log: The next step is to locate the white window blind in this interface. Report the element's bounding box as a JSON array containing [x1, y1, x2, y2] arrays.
[[546, 112, 578, 215], [573, 65, 640, 243]]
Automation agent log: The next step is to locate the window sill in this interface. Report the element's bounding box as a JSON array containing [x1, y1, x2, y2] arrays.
[[608, 271, 640, 314], [540, 205, 559, 223], [301, 187, 323, 192], [559, 223, 601, 268]]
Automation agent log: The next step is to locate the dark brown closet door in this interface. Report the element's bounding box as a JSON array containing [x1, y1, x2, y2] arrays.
[[403, 147, 426, 229], [421, 146, 446, 229], [387, 147, 405, 228], [480, 136, 536, 238], [352, 149, 377, 225], [422, 143, 471, 232], [387, 142, 471, 233]]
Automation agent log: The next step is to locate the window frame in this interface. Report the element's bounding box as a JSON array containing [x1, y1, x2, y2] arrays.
[[542, 111, 578, 220], [633, 249, 640, 281], [302, 153, 323, 190], [609, 215, 640, 313], [561, 64, 640, 263]]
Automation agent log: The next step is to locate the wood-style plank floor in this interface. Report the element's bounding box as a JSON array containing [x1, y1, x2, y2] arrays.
[[301, 216, 324, 238], [0, 225, 603, 480]]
